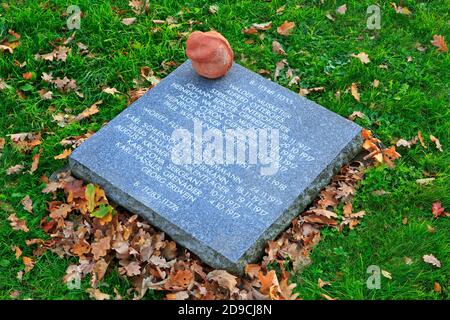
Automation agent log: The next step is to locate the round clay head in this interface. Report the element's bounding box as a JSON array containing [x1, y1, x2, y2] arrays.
[[186, 31, 234, 79]]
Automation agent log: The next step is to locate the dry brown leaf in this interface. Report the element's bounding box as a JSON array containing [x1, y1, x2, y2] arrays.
[[277, 21, 295, 36], [434, 282, 442, 293], [102, 87, 119, 95], [91, 237, 111, 260], [321, 293, 337, 300], [336, 4, 347, 15], [206, 270, 237, 291], [351, 52, 370, 64], [258, 270, 279, 295], [373, 79, 380, 87], [351, 83, 360, 102], [23, 256, 35, 273], [318, 278, 331, 288], [122, 17, 136, 26], [86, 288, 110, 300], [423, 254, 441, 268], [348, 111, 366, 121], [164, 269, 194, 290], [429, 135, 443, 152], [0, 137, 5, 149], [12, 246, 22, 259], [391, 3, 412, 15], [75, 100, 102, 121], [21, 195, 33, 214], [272, 41, 286, 55], [30, 148, 43, 173], [242, 21, 272, 34], [7, 164, 24, 175], [417, 130, 427, 148], [54, 149, 72, 160], [431, 35, 448, 52]]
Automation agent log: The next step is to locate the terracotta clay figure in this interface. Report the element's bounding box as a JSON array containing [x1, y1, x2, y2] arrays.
[[185, 30, 234, 79]]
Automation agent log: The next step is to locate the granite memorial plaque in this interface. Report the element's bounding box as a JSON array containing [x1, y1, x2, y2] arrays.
[[69, 60, 362, 274]]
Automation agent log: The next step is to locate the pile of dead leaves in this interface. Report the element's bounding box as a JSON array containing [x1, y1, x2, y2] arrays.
[[16, 139, 377, 300]]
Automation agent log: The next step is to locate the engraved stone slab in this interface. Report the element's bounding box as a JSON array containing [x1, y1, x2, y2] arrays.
[[69, 60, 362, 274]]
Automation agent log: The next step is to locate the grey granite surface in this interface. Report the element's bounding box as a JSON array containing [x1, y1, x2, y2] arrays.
[[69, 60, 362, 274]]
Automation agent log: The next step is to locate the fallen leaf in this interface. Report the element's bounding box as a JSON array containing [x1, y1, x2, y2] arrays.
[[396, 136, 418, 148], [391, 3, 412, 15], [351, 52, 370, 64], [122, 17, 136, 26], [0, 44, 13, 53], [21, 195, 33, 214], [432, 202, 447, 219], [12, 246, 22, 259], [23, 256, 35, 273], [351, 83, 360, 102], [434, 282, 442, 293], [429, 135, 443, 152], [91, 236, 111, 260], [206, 270, 237, 291], [277, 21, 295, 36], [272, 41, 286, 55], [242, 21, 272, 34], [423, 254, 441, 268], [336, 4, 347, 15], [274, 59, 287, 80], [103, 87, 119, 95], [381, 270, 392, 279], [258, 270, 279, 295], [404, 257, 413, 265], [54, 149, 72, 160], [86, 288, 110, 300], [321, 293, 337, 300], [372, 79, 380, 87], [164, 269, 194, 290], [22, 72, 33, 80], [30, 148, 43, 173], [318, 278, 331, 288], [7, 164, 24, 175], [348, 111, 366, 121], [417, 130, 427, 148], [209, 4, 219, 14], [431, 35, 448, 52], [74, 100, 102, 121], [326, 13, 335, 22]]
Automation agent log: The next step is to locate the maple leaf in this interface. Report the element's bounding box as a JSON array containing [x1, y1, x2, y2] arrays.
[[6, 164, 24, 175], [75, 100, 102, 121], [21, 195, 33, 214], [102, 87, 119, 95], [258, 270, 279, 295], [432, 202, 447, 219], [431, 35, 448, 52], [351, 52, 370, 64], [121, 261, 141, 276], [91, 236, 111, 260], [277, 21, 295, 36], [272, 41, 286, 55], [71, 239, 91, 256], [206, 270, 237, 292], [423, 254, 441, 268], [429, 135, 443, 152], [23, 256, 35, 273], [54, 149, 72, 160], [351, 83, 360, 102], [244, 264, 261, 279], [122, 17, 137, 26], [336, 4, 347, 15], [164, 269, 194, 290]]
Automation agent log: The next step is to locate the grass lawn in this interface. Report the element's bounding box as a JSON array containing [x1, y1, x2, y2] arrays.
[[0, 0, 449, 300]]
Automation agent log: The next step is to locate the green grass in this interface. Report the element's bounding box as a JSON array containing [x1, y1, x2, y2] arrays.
[[1, 0, 449, 299]]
